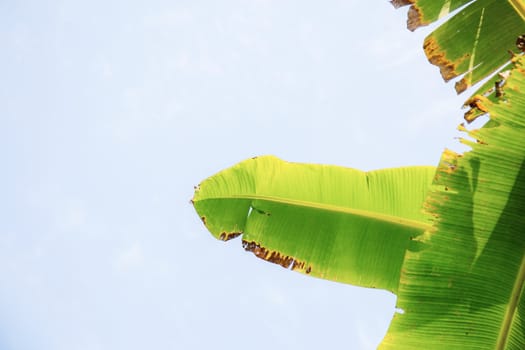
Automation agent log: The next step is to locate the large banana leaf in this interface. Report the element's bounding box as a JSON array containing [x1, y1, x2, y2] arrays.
[[380, 55, 525, 349], [192, 56, 525, 348], [393, 0, 525, 93], [192, 3, 525, 347], [193, 157, 435, 293]]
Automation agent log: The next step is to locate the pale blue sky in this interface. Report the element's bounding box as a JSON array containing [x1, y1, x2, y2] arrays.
[[1, 1, 467, 349]]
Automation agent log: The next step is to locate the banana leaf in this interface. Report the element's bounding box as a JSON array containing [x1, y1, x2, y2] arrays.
[[393, 0, 525, 93], [192, 56, 525, 348], [380, 55, 525, 349], [192, 157, 435, 293]]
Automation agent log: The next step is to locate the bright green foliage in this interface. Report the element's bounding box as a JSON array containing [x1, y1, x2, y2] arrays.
[[192, 1, 525, 348], [395, 0, 525, 93], [381, 56, 525, 349], [193, 56, 525, 349], [193, 157, 435, 293]]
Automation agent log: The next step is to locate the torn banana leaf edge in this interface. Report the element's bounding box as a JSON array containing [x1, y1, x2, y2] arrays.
[[393, 0, 525, 94], [380, 54, 525, 349]]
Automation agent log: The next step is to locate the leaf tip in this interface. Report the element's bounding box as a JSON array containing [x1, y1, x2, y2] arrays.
[[455, 78, 469, 95], [463, 94, 490, 123], [424, 36, 459, 82], [407, 5, 426, 31]]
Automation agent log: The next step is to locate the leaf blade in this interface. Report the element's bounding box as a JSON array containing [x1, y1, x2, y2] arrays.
[[396, 0, 525, 94], [380, 55, 525, 350], [193, 156, 435, 293]]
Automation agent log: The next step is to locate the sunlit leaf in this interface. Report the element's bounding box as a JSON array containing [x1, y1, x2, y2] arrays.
[[394, 0, 525, 93], [193, 157, 435, 293], [380, 55, 525, 349]]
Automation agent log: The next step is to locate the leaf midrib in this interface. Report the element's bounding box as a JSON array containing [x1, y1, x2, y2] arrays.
[[508, 0, 525, 21], [496, 249, 525, 349], [202, 194, 432, 231]]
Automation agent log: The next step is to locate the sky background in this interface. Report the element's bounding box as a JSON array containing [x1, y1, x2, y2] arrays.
[[1, 1, 470, 349]]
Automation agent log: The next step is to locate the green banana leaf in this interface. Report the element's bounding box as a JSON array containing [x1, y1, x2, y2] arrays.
[[393, 0, 525, 93], [380, 55, 525, 349], [192, 2, 525, 347], [192, 157, 435, 293], [192, 56, 525, 348]]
